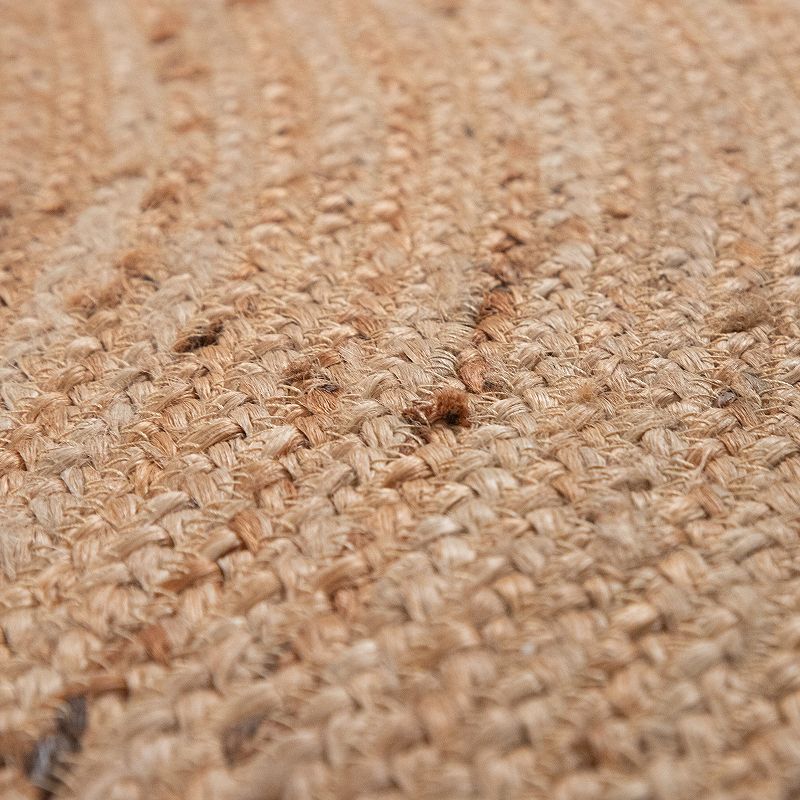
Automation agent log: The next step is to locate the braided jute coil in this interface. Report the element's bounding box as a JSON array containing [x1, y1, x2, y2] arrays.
[[2, 1, 800, 798]]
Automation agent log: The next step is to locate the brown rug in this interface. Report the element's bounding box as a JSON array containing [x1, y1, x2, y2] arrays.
[[3, 0, 800, 798]]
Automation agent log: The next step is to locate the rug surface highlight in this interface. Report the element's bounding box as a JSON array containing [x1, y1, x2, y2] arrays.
[[2, 1, 800, 798]]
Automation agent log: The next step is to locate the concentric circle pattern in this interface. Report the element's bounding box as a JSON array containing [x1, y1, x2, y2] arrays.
[[2, 1, 800, 798]]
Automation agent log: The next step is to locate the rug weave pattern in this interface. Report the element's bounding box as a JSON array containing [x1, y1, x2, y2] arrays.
[[2, 1, 800, 798]]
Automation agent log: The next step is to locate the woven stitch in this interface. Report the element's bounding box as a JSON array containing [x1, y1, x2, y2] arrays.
[[2, 1, 800, 798]]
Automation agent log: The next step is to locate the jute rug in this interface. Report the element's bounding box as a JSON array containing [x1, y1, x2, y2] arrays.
[[2, 0, 800, 798]]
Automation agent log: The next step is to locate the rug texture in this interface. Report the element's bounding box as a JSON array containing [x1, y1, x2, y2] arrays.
[[2, 0, 800, 798]]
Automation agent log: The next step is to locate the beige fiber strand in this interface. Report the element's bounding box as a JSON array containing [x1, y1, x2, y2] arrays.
[[2, 1, 800, 799]]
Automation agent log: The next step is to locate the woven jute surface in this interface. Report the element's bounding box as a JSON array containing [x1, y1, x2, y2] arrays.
[[3, 0, 800, 798]]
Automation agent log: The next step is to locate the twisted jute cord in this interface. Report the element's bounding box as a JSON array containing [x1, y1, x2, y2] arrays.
[[2, 0, 800, 798]]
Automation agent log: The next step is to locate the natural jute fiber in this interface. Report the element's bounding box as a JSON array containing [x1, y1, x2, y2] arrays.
[[2, 0, 800, 798]]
